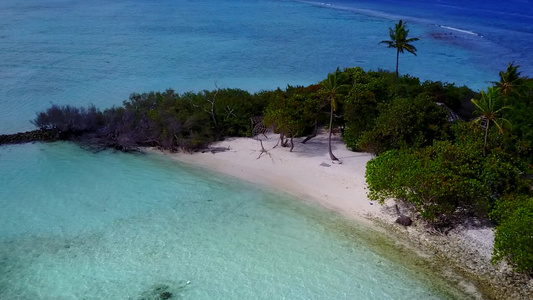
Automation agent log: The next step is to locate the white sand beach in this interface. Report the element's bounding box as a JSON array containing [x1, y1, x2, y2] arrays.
[[156, 129, 393, 226]]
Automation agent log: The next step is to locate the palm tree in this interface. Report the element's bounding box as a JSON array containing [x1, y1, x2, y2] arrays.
[[471, 87, 512, 156], [492, 62, 523, 103], [380, 20, 419, 81], [320, 69, 348, 163]]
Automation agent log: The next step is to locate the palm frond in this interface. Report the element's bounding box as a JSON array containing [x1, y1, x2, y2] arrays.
[[493, 118, 512, 134], [404, 44, 418, 55], [471, 99, 485, 112], [379, 40, 395, 48]]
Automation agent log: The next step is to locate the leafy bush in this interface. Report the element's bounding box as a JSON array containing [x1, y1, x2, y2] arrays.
[[492, 195, 533, 273], [340, 68, 477, 153], [421, 81, 477, 119], [263, 86, 321, 149], [358, 95, 448, 154], [30, 86, 274, 152], [366, 125, 526, 224], [343, 88, 379, 151], [366, 140, 492, 222]]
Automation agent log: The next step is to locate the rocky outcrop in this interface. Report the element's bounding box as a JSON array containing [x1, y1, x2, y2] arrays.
[[0, 129, 60, 145], [373, 208, 533, 300], [394, 204, 413, 226], [395, 215, 413, 226]]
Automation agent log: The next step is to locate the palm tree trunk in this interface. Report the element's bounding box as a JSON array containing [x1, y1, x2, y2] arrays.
[[328, 100, 339, 161], [396, 49, 400, 82], [483, 119, 490, 156]]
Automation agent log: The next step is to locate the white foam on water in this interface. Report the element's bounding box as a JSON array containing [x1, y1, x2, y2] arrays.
[[436, 25, 482, 37]]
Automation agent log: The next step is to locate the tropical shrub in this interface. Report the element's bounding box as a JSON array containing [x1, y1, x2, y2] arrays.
[[366, 140, 492, 222], [492, 194, 533, 273], [343, 77, 380, 150], [263, 92, 316, 151], [358, 95, 448, 154], [421, 81, 477, 118], [366, 122, 526, 224]]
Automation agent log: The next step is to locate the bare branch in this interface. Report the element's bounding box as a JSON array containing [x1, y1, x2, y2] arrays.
[[224, 105, 236, 120]]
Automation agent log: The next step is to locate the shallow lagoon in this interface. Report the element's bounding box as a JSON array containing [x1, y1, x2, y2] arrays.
[[0, 142, 469, 299]]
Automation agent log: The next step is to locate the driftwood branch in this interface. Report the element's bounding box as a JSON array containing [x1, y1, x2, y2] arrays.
[[255, 139, 274, 163]]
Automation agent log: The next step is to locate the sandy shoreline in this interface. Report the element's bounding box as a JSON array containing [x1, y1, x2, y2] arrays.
[[150, 130, 392, 227]]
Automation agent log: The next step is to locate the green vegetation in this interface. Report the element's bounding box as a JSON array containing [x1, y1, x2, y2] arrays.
[[470, 87, 512, 156], [263, 86, 320, 151], [364, 63, 533, 273], [492, 194, 533, 273], [493, 62, 524, 103], [367, 139, 489, 222]]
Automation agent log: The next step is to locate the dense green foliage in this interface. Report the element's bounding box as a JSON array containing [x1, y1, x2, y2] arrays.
[[263, 86, 320, 151], [366, 125, 525, 223], [366, 139, 489, 222], [492, 195, 533, 273], [365, 63, 533, 273], [358, 95, 448, 154], [341, 67, 474, 152]]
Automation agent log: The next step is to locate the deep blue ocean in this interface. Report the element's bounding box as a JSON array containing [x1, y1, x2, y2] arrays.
[[1, 0, 531, 298]]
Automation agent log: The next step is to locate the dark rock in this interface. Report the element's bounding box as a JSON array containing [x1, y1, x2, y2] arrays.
[[0, 129, 60, 146], [160, 291, 172, 299], [395, 215, 413, 226]]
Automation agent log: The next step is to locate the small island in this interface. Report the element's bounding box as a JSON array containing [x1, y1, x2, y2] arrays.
[[2, 19, 532, 299], [2, 63, 532, 298]]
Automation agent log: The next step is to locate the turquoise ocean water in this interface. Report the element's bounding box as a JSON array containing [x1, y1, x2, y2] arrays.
[[1, 0, 531, 298], [1, 143, 467, 299]]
